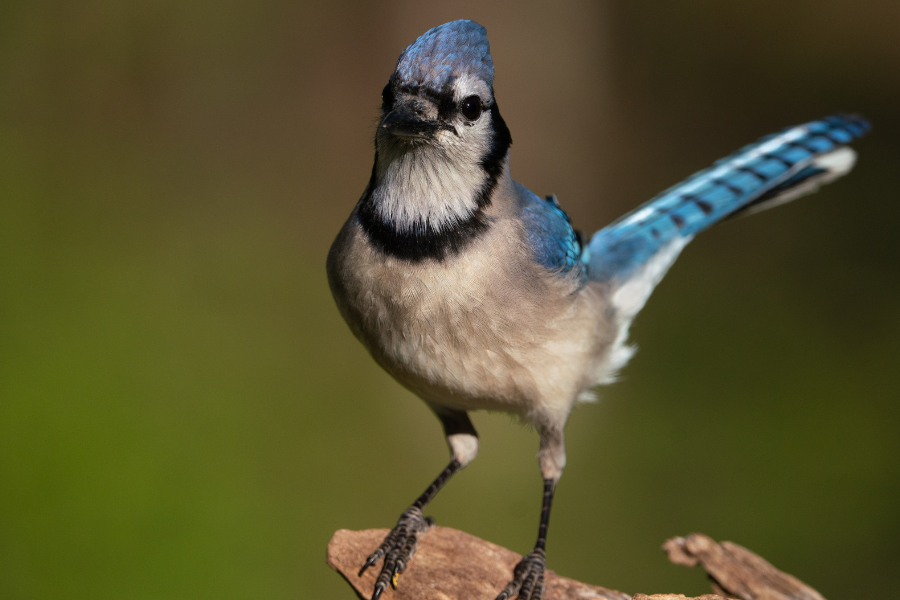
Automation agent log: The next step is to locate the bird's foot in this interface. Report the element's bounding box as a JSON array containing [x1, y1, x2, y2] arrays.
[[496, 548, 546, 600], [358, 506, 435, 600]]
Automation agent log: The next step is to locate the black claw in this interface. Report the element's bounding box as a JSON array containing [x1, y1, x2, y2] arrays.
[[495, 580, 518, 600], [371, 581, 385, 600], [358, 554, 379, 577], [359, 506, 435, 598], [390, 563, 401, 588], [519, 570, 536, 599], [495, 548, 547, 600]]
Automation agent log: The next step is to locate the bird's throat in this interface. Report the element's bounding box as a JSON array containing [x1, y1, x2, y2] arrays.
[[358, 103, 511, 262], [357, 152, 494, 262]]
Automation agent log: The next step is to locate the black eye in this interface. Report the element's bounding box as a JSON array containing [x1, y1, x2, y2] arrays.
[[460, 96, 483, 121], [381, 83, 394, 109]]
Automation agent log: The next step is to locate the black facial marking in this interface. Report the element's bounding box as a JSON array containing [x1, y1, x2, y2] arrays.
[[481, 102, 512, 180], [381, 103, 449, 138], [381, 82, 394, 110], [436, 91, 458, 124], [396, 82, 457, 122], [357, 98, 513, 262]]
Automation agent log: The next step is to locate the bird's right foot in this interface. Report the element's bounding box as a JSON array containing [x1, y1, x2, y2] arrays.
[[495, 548, 546, 600], [359, 506, 435, 600]]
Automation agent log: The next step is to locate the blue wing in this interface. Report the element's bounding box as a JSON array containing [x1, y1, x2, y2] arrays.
[[521, 188, 584, 277], [587, 114, 870, 283]]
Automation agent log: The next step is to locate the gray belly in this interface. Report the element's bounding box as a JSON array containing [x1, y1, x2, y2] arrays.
[[327, 219, 617, 421]]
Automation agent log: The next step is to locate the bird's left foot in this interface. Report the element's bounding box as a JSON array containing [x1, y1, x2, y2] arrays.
[[358, 506, 435, 600], [495, 548, 546, 600]]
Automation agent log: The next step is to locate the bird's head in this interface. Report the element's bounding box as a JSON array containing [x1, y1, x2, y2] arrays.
[[376, 20, 510, 166], [359, 21, 513, 261]]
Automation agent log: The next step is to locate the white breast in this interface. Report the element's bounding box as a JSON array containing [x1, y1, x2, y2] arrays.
[[327, 210, 618, 431], [371, 131, 490, 233]]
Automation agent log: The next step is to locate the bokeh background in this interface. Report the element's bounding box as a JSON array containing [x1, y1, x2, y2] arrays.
[[1, 1, 898, 598]]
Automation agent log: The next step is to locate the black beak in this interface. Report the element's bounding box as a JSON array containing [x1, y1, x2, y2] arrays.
[[381, 101, 445, 139]]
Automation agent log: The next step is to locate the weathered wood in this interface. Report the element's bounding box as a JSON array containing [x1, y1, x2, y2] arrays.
[[327, 527, 827, 600], [662, 534, 826, 600], [327, 527, 631, 600], [634, 596, 726, 600]]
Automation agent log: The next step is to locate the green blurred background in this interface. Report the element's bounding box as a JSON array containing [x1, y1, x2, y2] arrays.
[[1, 1, 897, 598]]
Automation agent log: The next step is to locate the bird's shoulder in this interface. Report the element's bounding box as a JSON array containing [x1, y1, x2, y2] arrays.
[[513, 181, 585, 278]]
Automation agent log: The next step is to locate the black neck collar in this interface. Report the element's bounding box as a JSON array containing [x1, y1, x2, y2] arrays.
[[357, 103, 512, 263]]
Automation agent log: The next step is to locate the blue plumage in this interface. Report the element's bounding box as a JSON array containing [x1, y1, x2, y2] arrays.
[[329, 19, 872, 600], [395, 20, 493, 93], [522, 192, 584, 275], [586, 114, 870, 282]]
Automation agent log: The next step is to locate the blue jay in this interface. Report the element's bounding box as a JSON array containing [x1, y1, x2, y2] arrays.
[[327, 19, 869, 600]]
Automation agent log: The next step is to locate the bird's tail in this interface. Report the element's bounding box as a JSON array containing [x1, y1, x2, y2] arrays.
[[585, 114, 869, 318]]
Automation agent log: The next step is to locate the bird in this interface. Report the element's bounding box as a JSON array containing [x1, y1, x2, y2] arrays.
[[326, 19, 869, 600]]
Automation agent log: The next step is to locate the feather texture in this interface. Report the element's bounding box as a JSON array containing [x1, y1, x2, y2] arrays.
[[587, 114, 870, 284], [520, 188, 584, 276], [395, 20, 493, 93], [329, 21, 873, 597]]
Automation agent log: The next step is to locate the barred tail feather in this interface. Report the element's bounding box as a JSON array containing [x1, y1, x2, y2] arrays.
[[587, 114, 870, 290], [735, 146, 856, 217], [582, 115, 868, 389]]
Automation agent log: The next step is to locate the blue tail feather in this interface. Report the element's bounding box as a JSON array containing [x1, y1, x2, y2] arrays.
[[587, 114, 870, 283]]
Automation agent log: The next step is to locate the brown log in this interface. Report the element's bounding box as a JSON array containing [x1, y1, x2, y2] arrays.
[[662, 534, 826, 600], [327, 526, 630, 600], [327, 527, 825, 600], [634, 596, 726, 600]]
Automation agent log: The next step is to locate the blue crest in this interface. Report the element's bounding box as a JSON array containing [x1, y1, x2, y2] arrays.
[[395, 20, 493, 92]]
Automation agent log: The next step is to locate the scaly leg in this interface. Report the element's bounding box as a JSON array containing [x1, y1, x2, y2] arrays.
[[496, 426, 565, 600], [360, 408, 478, 600]]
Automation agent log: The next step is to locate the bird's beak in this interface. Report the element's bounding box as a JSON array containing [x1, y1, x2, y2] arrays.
[[380, 99, 445, 139]]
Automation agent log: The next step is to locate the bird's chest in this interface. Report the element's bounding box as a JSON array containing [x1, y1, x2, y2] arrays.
[[353, 256, 509, 376], [331, 231, 547, 408]]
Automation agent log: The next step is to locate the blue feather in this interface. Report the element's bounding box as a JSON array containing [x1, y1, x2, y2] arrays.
[[395, 20, 493, 93], [587, 114, 870, 283], [522, 191, 584, 277]]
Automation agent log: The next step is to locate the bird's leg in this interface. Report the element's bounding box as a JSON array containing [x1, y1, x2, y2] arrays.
[[359, 459, 460, 598], [496, 427, 565, 600], [495, 479, 555, 600], [360, 408, 478, 600]]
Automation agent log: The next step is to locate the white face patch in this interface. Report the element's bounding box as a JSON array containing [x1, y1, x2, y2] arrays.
[[371, 83, 497, 233], [452, 73, 492, 105]]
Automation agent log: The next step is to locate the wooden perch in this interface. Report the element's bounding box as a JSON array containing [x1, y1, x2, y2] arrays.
[[327, 527, 828, 600], [327, 527, 630, 600], [662, 534, 826, 600]]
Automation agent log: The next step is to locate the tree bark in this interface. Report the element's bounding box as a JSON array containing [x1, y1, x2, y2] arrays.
[[662, 534, 826, 600], [327, 527, 827, 600]]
